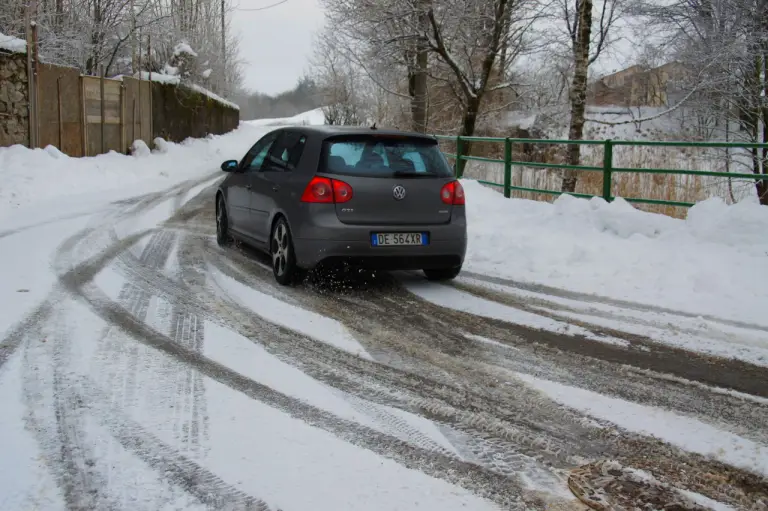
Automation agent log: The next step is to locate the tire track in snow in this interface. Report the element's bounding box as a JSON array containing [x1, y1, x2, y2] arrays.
[[92, 229, 183, 509], [0, 208, 102, 241], [169, 307, 208, 458], [196, 235, 768, 507], [19, 298, 123, 511], [51, 184, 766, 508], [460, 270, 768, 333], [2, 177, 228, 509], [0, 300, 53, 373], [54, 189, 538, 507], [42, 178, 216, 508], [14, 200, 154, 510], [442, 278, 768, 443], [59, 272, 546, 509], [193, 246, 619, 482], [449, 277, 768, 391], [68, 377, 270, 511], [195, 240, 593, 471], [330, 389, 457, 458]]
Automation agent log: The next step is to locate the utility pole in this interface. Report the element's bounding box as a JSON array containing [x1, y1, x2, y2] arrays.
[[221, 0, 227, 93], [130, 0, 137, 73], [148, 34, 153, 140], [25, 0, 39, 148]]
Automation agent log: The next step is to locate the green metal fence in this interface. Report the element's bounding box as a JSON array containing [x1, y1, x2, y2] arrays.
[[435, 135, 768, 208]]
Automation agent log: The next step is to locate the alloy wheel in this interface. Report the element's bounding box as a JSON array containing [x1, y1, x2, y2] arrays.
[[272, 222, 289, 276]]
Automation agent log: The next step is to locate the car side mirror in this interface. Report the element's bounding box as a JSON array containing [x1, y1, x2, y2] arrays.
[[221, 160, 238, 172]]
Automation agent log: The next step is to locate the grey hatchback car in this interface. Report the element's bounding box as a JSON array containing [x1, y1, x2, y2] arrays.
[[216, 125, 467, 285]]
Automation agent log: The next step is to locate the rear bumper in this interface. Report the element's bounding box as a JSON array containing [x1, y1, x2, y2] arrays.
[[292, 204, 467, 270], [294, 238, 466, 270]]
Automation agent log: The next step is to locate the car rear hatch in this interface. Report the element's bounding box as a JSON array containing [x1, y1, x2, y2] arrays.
[[320, 134, 456, 226]]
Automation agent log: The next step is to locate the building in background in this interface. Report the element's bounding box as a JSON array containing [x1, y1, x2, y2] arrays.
[[588, 62, 688, 108]]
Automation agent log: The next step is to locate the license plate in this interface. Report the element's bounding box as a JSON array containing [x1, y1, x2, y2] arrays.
[[371, 232, 429, 246]]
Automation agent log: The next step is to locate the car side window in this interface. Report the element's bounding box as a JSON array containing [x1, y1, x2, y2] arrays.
[[240, 133, 279, 172], [264, 133, 306, 172], [288, 136, 307, 169]]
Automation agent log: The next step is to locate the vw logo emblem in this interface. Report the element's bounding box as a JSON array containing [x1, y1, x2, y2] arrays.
[[393, 185, 407, 200]]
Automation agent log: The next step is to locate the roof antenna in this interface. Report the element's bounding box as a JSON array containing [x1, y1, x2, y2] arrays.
[[371, 123, 377, 130]]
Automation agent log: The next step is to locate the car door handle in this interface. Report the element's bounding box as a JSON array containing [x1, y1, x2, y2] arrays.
[[246, 184, 252, 190]]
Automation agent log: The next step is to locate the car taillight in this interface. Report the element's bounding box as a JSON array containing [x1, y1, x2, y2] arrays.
[[301, 177, 334, 203], [301, 176, 353, 204], [440, 181, 465, 205], [332, 179, 353, 203]]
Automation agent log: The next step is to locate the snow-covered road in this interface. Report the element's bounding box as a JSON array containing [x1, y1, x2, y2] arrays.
[[1, 119, 768, 510]]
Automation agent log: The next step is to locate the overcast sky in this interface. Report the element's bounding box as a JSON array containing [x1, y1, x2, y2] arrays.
[[230, 0, 640, 96], [231, 0, 324, 95]]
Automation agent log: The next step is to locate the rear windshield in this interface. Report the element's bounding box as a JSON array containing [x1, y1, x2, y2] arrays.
[[323, 136, 453, 177]]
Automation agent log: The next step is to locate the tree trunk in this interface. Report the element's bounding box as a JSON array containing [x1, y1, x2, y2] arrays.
[[411, 44, 428, 132], [758, 93, 767, 204], [760, 45, 767, 204], [410, 8, 429, 133], [562, 0, 593, 193], [456, 97, 480, 177], [498, 3, 512, 81]]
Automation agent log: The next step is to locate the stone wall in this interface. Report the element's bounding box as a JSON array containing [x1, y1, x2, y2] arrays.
[[0, 51, 29, 147]]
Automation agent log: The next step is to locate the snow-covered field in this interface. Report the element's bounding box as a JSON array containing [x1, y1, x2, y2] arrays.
[[1, 113, 767, 510]]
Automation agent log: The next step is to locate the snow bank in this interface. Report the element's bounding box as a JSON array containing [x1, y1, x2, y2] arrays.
[[0, 123, 266, 221], [463, 180, 768, 326], [0, 31, 26, 54], [246, 107, 326, 127]]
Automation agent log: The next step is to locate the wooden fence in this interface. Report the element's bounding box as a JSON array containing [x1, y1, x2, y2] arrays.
[[1, 52, 238, 156]]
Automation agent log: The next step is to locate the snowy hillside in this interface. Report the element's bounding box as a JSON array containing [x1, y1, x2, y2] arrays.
[[245, 107, 326, 127]]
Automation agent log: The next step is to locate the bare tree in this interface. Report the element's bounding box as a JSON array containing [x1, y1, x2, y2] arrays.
[[552, 0, 623, 192], [319, 0, 432, 131], [423, 0, 538, 173], [632, 0, 768, 203], [1, 0, 243, 93], [310, 31, 369, 125]]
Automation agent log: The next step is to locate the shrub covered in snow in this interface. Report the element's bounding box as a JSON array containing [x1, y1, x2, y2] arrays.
[[131, 140, 151, 157]]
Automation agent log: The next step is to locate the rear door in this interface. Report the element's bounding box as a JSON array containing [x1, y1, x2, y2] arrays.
[[322, 135, 454, 226], [237, 131, 280, 242], [254, 131, 308, 238], [226, 138, 270, 236]]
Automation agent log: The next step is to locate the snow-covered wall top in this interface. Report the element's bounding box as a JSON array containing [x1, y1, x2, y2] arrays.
[[128, 72, 239, 111], [0, 31, 26, 54]]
